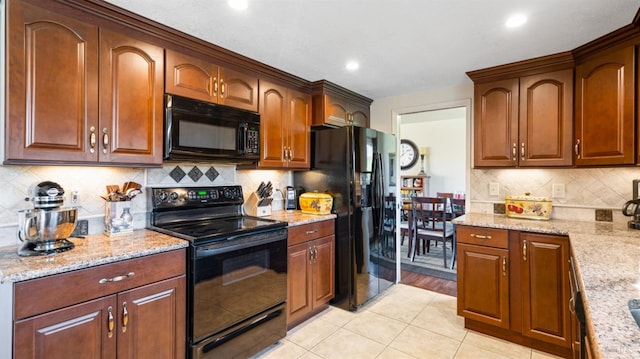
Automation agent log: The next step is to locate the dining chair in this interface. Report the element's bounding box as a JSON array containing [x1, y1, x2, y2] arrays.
[[448, 198, 466, 269], [382, 195, 397, 257], [410, 196, 455, 268]]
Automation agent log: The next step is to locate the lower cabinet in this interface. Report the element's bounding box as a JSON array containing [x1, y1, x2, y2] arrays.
[[457, 225, 572, 358], [13, 250, 186, 359], [287, 219, 335, 329]]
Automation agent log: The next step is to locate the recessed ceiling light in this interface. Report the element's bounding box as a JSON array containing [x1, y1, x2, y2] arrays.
[[228, 0, 248, 10], [346, 61, 360, 71], [505, 14, 527, 28]]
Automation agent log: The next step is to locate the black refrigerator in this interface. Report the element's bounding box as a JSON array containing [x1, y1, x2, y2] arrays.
[[294, 125, 397, 311]]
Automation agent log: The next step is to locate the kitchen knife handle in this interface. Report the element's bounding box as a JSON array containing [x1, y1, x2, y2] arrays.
[[107, 306, 114, 338], [102, 128, 109, 154], [89, 126, 96, 154], [122, 302, 128, 333]]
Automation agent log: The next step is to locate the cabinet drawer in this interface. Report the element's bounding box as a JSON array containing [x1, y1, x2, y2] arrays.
[[14, 249, 186, 320], [288, 220, 334, 246], [456, 226, 508, 249]]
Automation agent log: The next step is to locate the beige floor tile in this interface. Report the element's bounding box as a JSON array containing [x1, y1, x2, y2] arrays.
[[454, 341, 517, 359], [531, 349, 564, 359], [389, 324, 462, 358], [311, 328, 386, 359], [287, 317, 340, 350], [313, 305, 357, 327], [375, 346, 420, 359], [255, 339, 308, 359], [463, 331, 532, 359], [411, 304, 467, 341], [343, 310, 408, 345], [299, 352, 324, 359], [366, 285, 435, 323]]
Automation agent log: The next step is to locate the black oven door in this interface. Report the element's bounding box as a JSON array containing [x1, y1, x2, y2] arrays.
[[190, 228, 287, 346], [165, 94, 260, 162]]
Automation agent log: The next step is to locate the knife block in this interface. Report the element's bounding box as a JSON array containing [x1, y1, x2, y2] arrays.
[[243, 192, 271, 217]]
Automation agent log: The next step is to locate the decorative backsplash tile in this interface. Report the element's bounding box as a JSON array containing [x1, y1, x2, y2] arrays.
[[187, 166, 203, 182], [169, 166, 186, 182], [205, 167, 219, 181]]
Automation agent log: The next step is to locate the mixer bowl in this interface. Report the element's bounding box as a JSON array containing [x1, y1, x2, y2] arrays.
[[18, 207, 78, 242]]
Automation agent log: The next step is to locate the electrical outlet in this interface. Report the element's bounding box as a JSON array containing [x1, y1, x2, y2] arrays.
[[552, 183, 565, 198], [71, 190, 80, 205], [489, 182, 500, 196]]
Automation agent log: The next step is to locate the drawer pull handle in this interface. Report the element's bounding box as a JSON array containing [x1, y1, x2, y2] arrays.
[[523, 240, 527, 261], [107, 306, 114, 338], [122, 302, 128, 333], [470, 234, 492, 239], [305, 230, 318, 235], [99, 272, 135, 284]]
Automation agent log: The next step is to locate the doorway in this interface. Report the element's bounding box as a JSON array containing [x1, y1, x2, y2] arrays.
[[394, 102, 470, 296]]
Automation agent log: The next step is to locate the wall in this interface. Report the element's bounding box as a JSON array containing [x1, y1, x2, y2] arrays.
[[0, 163, 291, 248], [370, 83, 639, 225], [399, 109, 466, 196]]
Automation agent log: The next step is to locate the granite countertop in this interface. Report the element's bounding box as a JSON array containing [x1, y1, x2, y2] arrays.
[[266, 210, 336, 226], [454, 213, 640, 359], [0, 229, 188, 284]]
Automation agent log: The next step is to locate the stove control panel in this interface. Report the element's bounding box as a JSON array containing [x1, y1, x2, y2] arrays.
[[151, 186, 244, 209]]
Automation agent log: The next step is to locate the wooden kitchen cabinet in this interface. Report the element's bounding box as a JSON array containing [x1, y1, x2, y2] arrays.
[[457, 226, 510, 329], [574, 45, 636, 166], [5, 0, 164, 166], [471, 68, 573, 167], [259, 80, 311, 169], [287, 220, 335, 329], [311, 80, 372, 128], [457, 225, 572, 357], [165, 49, 259, 112], [13, 250, 186, 359]]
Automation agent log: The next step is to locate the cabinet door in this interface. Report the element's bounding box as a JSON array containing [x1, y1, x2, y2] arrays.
[[457, 243, 510, 328], [14, 296, 117, 359], [312, 235, 335, 307], [520, 233, 571, 348], [259, 81, 287, 167], [117, 276, 186, 359], [473, 79, 519, 167], [219, 67, 259, 112], [6, 0, 99, 163], [324, 94, 350, 126], [165, 49, 217, 103], [519, 69, 573, 167], [574, 46, 635, 165], [287, 242, 312, 326], [349, 101, 370, 128], [287, 89, 311, 168]]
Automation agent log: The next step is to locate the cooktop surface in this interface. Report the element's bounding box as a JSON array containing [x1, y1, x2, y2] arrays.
[[151, 215, 286, 242]]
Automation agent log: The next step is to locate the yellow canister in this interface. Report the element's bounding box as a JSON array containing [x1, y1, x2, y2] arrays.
[[505, 193, 552, 220], [299, 192, 333, 215]]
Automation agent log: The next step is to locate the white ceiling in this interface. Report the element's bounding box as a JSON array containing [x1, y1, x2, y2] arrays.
[[102, 0, 639, 100]]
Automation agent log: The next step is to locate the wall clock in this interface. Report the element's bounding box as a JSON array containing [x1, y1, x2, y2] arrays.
[[400, 139, 419, 170]]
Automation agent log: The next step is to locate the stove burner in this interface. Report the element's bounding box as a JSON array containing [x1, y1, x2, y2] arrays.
[[18, 239, 75, 256]]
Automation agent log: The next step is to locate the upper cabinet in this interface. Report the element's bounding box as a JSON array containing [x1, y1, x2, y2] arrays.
[[311, 80, 372, 128], [468, 56, 574, 168], [259, 80, 311, 169], [165, 49, 259, 112], [574, 45, 636, 166], [5, 0, 164, 166]]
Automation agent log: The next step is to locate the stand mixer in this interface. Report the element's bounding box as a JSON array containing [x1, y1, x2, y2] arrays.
[[17, 181, 78, 256]]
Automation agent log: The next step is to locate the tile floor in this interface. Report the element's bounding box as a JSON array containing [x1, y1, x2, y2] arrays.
[[255, 284, 562, 359]]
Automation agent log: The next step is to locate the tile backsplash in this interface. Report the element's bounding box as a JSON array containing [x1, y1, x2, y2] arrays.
[[470, 167, 640, 224], [0, 163, 291, 247]]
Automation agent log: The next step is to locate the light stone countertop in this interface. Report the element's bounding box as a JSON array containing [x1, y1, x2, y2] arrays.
[[454, 213, 640, 359], [266, 210, 336, 226], [0, 229, 188, 284]]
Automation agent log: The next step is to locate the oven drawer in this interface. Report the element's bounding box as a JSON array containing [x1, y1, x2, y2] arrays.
[[456, 225, 508, 249], [288, 219, 335, 246], [14, 249, 186, 319]]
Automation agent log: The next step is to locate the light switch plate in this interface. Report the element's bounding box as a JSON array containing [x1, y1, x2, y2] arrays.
[[489, 182, 499, 196], [552, 183, 565, 198]]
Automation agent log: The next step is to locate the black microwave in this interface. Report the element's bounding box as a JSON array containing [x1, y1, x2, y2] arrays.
[[164, 94, 260, 163]]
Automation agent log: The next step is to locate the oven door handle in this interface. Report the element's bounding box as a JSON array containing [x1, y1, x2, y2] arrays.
[[195, 231, 287, 257]]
